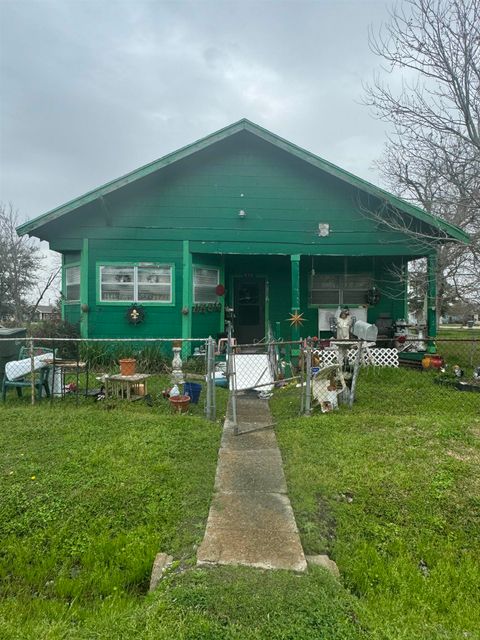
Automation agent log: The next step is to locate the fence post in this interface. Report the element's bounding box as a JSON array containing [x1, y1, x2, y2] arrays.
[[349, 340, 363, 408], [29, 337, 35, 406], [304, 339, 312, 416], [226, 321, 238, 434], [50, 338, 56, 405], [205, 336, 216, 421], [298, 342, 305, 414], [209, 336, 216, 422]]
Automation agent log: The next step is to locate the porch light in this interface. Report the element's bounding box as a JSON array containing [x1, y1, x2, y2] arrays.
[[238, 209, 247, 219]]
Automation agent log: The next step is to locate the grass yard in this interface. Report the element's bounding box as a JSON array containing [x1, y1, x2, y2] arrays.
[[272, 367, 480, 639], [1, 368, 479, 639]]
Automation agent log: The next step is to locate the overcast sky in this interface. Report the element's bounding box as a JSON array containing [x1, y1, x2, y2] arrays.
[[1, 0, 395, 224]]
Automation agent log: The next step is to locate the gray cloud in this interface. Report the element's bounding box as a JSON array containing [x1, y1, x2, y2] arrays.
[[0, 0, 393, 222]]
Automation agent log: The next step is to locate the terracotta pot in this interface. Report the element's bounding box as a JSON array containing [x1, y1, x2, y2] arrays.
[[172, 340, 182, 349], [169, 394, 190, 413], [119, 358, 136, 376]]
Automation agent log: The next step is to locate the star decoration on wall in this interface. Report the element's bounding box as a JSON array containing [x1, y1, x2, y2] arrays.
[[286, 311, 306, 327]]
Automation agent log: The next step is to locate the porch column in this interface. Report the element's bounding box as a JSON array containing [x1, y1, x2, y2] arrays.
[[182, 240, 193, 356], [290, 254, 301, 340], [79, 238, 89, 338], [427, 252, 437, 340]]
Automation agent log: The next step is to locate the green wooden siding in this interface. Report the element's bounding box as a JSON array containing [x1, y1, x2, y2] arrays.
[[84, 239, 183, 339], [42, 131, 429, 339], [63, 304, 81, 326], [44, 133, 434, 257]]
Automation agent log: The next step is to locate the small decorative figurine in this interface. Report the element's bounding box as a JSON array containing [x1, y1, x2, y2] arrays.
[[453, 365, 464, 378], [336, 308, 352, 340]]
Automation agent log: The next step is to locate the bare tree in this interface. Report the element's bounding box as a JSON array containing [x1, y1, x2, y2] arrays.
[[0, 203, 42, 323], [363, 0, 480, 313], [29, 262, 62, 322]]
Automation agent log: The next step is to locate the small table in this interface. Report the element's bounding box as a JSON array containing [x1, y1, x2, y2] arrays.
[[104, 373, 150, 401]]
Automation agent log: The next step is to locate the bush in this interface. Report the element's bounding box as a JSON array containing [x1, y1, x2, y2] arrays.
[[29, 319, 80, 358]]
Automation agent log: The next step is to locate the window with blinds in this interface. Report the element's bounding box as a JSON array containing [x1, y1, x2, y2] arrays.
[[310, 272, 373, 306], [65, 266, 80, 302], [193, 267, 219, 303]]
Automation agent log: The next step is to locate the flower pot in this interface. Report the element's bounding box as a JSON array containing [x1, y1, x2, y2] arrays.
[[169, 394, 190, 413], [119, 358, 136, 376]]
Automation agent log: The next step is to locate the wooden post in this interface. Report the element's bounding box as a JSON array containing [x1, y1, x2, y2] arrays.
[[304, 339, 312, 416], [181, 241, 193, 357], [80, 238, 89, 338], [30, 338, 35, 405], [427, 253, 437, 341], [290, 255, 301, 341]]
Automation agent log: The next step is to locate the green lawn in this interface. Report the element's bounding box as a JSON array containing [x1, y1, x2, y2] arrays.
[[1, 369, 479, 639], [272, 368, 480, 639]]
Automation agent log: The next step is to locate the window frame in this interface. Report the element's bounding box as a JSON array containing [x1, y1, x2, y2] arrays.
[[96, 262, 175, 306], [64, 263, 81, 303], [309, 270, 373, 307], [193, 265, 220, 304]]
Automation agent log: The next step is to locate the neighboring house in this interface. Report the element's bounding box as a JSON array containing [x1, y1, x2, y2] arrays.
[[33, 304, 58, 322], [17, 119, 468, 349]]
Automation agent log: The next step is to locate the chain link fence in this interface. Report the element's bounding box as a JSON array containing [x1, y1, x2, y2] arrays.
[[1, 334, 479, 419], [0, 336, 220, 419], [302, 336, 480, 415], [227, 333, 305, 432], [226, 334, 480, 423]]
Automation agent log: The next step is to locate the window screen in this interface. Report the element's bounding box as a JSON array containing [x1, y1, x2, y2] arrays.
[[193, 267, 219, 303], [310, 272, 373, 306]]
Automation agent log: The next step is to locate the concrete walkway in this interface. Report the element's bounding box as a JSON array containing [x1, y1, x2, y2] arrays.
[[197, 393, 307, 572]]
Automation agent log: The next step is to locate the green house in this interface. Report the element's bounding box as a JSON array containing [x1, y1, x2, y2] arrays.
[[18, 119, 467, 349]]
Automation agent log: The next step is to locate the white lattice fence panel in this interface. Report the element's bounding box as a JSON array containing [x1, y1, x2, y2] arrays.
[[313, 347, 398, 368], [313, 350, 339, 366], [365, 348, 399, 367]]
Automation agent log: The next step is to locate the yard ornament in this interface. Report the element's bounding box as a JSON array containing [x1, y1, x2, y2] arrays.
[[126, 304, 145, 325], [287, 311, 306, 327], [336, 309, 352, 340]]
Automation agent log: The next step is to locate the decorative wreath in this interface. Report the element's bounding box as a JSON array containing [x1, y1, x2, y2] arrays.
[[366, 287, 381, 306], [126, 304, 145, 325]]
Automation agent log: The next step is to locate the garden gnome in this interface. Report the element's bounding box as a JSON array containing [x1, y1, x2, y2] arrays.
[[336, 308, 352, 340]]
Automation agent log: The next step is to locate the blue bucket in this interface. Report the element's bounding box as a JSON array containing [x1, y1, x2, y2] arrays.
[[184, 382, 202, 404]]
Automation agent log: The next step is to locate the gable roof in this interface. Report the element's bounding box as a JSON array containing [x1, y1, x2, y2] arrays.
[[17, 118, 469, 243]]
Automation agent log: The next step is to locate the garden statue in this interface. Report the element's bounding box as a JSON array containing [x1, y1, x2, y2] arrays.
[[171, 340, 185, 384], [336, 309, 352, 340]]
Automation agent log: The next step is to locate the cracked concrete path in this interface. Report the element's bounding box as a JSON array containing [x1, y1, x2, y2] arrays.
[[197, 393, 307, 572]]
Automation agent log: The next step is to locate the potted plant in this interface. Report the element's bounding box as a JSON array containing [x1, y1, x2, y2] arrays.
[[119, 357, 136, 376], [169, 394, 190, 413]]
